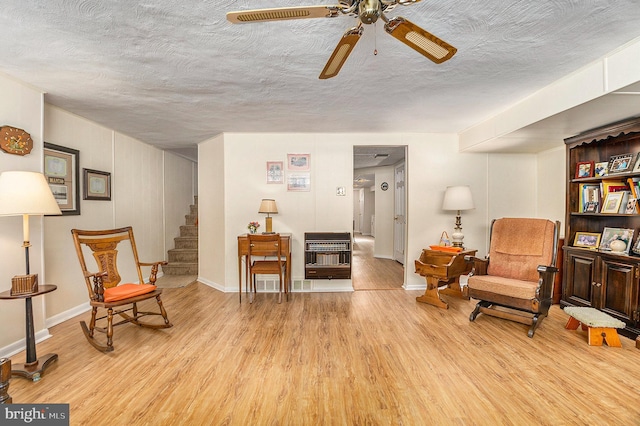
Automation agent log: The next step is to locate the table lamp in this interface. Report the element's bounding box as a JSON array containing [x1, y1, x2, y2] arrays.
[[0, 171, 62, 276], [442, 185, 474, 248], [258, 199, 278, 234]]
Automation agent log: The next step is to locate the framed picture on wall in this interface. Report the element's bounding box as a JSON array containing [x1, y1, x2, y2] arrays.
[[287, 154, 310, 171], [266, 161, 283, 184], [83, 168, 111, 200], [287, 172, 310, 191], [43, 142, 80, 215]]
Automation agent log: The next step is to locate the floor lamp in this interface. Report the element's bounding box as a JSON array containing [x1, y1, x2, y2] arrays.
[[0, 171, 61, 381]]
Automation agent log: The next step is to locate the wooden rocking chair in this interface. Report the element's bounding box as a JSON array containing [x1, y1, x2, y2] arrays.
[[71, 227, 172, 352]]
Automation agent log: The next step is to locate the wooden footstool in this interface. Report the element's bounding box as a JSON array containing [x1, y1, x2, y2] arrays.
[[564, 307, 626, 347]]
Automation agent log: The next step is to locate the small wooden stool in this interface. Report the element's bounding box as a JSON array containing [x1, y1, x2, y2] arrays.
[[564, 307, 626, 347]]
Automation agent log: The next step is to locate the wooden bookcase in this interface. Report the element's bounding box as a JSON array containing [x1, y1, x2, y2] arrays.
[[304, 232, 351, 280], [562, 117, 640, 341]]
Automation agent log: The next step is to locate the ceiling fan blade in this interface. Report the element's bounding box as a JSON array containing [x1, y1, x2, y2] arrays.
[[384, 17, 456, 63], [319, 26, 363, 80], [227, 6, 339, 24]]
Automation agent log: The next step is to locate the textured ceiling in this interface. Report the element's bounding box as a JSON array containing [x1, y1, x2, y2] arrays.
[[2, 1, 640, 153]]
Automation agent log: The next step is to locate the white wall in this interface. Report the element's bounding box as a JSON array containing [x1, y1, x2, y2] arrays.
[[211, 133, 354, 292]]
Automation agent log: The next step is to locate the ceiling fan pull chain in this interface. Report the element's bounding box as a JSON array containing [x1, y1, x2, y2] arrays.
[[374, 22, 378, 55]]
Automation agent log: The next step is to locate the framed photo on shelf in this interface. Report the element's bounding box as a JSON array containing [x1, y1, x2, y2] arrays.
[[575, 161, 594, 179], [633, 153, 640, 172], [625, 198, 638, 214], [608, 153, 634, 174], [573, 232, 601, 250], [584, 201, 599, 213], [601, 192, 624, 213], [599, 227, 634, 253], [43, 142, 80, 215], [83, 168, 111, 200], [632, 238, 640, 255], [594, 161, 608, 177]]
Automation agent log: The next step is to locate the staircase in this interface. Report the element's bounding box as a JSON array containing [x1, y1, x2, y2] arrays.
[[162, 197, 198, 275]]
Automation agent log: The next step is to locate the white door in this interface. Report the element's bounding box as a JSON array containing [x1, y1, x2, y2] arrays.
[[394, 162, 406, 264]]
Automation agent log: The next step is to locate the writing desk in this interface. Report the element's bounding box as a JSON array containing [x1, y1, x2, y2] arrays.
[[0, 285, 58, 381], [237, 233, 291, 302]]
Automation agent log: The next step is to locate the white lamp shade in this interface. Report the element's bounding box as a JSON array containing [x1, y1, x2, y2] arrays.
[[0, 171, 62, 216], [442, 185, 475, 211]]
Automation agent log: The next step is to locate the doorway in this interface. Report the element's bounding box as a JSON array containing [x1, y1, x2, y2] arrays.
[[352, 146, 406, 290]]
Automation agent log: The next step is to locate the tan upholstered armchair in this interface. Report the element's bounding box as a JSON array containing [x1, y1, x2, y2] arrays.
[[465, 218, 560, 337]]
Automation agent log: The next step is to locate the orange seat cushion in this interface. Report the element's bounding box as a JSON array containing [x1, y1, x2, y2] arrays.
[[103, 283, 157, 302]]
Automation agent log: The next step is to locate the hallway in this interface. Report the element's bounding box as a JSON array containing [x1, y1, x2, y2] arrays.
[[352, 234, 404, 290]]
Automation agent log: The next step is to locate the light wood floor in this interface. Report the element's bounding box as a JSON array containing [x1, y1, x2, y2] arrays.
[[352, 234, 404, 290], [7, 283, 640, 425]]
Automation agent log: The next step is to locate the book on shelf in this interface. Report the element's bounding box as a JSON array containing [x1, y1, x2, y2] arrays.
[[579, 183, 600, 212]]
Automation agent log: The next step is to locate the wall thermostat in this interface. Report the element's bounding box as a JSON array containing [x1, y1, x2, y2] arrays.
[[380, 182, 389, 191]]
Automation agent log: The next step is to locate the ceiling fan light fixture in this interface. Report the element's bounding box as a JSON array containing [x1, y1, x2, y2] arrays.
[[384, 17, 456, 63], [319, 27, 363, 79]]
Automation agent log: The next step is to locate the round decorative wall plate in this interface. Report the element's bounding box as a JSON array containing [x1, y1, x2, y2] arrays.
[[0, 126, 33, 156]]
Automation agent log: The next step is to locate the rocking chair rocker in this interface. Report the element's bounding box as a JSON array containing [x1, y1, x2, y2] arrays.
[[71, 227, 172, 352]]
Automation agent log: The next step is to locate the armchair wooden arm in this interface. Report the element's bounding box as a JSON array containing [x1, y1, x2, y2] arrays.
[[464, 255, 488, 276]]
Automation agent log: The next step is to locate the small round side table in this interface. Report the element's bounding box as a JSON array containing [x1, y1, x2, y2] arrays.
[[0, 285, 58, 381]]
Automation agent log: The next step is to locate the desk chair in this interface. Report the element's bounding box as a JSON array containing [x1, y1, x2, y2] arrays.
[[248, 233, 287, 303]]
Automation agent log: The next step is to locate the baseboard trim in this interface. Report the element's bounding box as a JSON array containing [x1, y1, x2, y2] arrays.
[[197, 277, 225, 292], [403, 283, 426, 291], [0, 329, 53, 359], [46, 302, 91, 328]]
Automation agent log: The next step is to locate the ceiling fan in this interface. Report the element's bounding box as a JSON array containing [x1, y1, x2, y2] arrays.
[[227, 0, 457, 79]]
